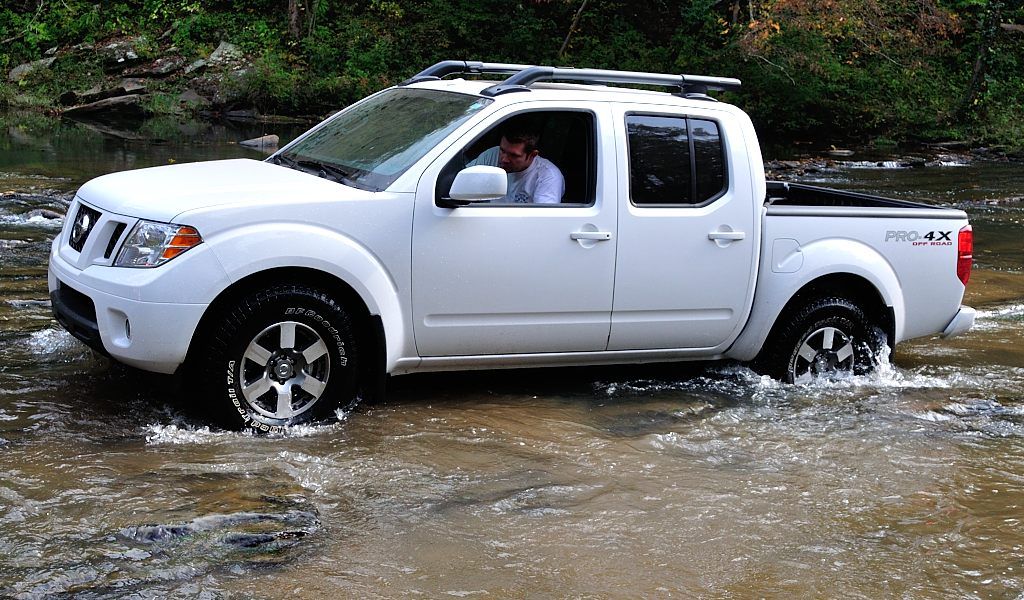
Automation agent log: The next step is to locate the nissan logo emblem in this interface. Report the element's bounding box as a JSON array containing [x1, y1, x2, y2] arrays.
[[71, 209, 93, 247]]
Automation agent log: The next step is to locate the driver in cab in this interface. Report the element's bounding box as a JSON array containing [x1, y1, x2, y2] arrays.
[[468, 124, 564, 204]]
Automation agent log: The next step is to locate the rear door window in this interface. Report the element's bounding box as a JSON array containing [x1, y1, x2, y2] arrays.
[[626, 114, 726, 206]]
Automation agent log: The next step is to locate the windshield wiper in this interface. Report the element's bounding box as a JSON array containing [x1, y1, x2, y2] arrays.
[[273, 154, 375, 190], [299, 160, 357, 185], [307, 159, 356, 183], [271, 154, 350, 182], [269, 153, 298, 168]]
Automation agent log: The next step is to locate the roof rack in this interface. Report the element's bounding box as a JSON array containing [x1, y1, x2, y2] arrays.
[[400, 61, 742, 99], [400, 61, 534, 86]]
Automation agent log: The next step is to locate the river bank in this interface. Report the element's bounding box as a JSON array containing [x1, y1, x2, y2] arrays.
[[5, 35, 330, 127], [7, 31, 1024, 159]]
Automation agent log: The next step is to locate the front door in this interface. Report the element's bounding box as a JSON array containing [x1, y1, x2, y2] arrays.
[[411, 104, 617, 357]]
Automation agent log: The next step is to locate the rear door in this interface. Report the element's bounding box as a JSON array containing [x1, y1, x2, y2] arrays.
[[608, 103, 759, 350]]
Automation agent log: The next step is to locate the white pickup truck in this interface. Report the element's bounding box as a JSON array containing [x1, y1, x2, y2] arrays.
[[48, 61, 976, 431]]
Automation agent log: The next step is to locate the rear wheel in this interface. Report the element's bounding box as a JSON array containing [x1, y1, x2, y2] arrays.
[[199, 285, 359, 432], [757, 297, 885, 384]]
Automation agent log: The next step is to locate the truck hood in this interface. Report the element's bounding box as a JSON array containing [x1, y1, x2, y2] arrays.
[[76, 158, 369, 222]]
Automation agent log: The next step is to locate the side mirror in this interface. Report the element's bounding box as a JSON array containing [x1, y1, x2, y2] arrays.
[[438, 165, 507, 208]]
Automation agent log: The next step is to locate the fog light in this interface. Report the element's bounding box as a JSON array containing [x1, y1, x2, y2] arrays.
[[125, 319, 131, 340]]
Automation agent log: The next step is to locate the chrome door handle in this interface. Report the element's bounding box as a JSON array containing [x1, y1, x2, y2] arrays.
[[570, 231, 612, 241], [708, 231, 746, 241]]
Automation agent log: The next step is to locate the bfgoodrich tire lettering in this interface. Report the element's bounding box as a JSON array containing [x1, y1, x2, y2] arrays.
[[200, 285, 358, 431], [758, 296, 884, 384]]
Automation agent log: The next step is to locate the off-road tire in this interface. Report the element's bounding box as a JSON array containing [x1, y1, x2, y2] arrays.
[[198, 285, 358, 432], [757, 296, 884, 384]]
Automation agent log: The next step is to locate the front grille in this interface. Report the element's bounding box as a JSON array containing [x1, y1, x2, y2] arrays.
[[69, 204, 101, 252], [104, 222, 127, 259]]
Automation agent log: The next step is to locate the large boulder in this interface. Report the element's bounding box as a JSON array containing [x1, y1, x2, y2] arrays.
[[98, 38, 147, 72], [62, 94, 151, 120], [124, 56, 189, 78], [59, 79, 148, 107], [8, 57, 56, 83], [208, 41, 243, 65]]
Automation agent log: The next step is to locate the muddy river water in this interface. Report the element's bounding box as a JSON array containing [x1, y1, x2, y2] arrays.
[[1, 118, 1023, 598]]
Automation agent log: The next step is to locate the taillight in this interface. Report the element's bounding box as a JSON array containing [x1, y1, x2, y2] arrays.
[[957, 225, 973, 287]]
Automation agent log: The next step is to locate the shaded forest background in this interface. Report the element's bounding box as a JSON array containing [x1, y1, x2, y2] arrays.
[[2, 0, 1023, 149]]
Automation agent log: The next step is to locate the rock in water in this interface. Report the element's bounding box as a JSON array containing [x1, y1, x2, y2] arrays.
[[239, 134, 280, 150]]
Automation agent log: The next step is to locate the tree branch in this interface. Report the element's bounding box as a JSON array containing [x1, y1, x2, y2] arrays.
[[4, 0, 47, 46], [558, 0, 590, 58], [2, 32, 26, 45], [751, 54, 795, 84]]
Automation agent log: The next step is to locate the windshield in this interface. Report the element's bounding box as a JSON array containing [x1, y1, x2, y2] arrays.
[[272, 88, 492, 191]]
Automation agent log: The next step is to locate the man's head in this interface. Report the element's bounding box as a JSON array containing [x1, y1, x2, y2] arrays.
[[496, 127, 540, 173]]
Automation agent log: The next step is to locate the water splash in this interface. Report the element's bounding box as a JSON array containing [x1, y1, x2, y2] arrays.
[[25, 328, 94, 362], [911, 398, 1024, 438], [145, 424, 246, 445], [842, 160, 910, 169], [973, 303, 1024, 330], [145, 419, 343, 445]]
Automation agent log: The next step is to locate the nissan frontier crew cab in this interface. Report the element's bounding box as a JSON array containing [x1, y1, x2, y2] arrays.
[[49, 61, 976, 432]]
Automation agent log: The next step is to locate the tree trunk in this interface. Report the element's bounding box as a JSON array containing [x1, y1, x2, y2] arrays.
[[960, 1, 1004, 118], [288, 0, 302, 40]]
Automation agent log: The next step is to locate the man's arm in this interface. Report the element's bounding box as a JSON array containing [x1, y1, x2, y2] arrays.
[[467, 146, 499, 167], [531, 160, 565, 204]]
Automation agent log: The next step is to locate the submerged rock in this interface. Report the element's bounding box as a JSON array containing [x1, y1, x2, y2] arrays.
[[25, 208, 65, 220], [239, 134, 279, 150]]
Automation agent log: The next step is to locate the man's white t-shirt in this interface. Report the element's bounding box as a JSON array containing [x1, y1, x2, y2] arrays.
[[469, 147, 565, 204]]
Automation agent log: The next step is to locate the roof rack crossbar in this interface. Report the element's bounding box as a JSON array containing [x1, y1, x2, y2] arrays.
[[400, 61, 743, 97], [400, 60, 535, 86], [480, 66, 742, 97]]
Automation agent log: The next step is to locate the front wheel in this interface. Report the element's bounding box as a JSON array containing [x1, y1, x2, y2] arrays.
[[199, 285, 359, 432], [757, 297, 886, 384]]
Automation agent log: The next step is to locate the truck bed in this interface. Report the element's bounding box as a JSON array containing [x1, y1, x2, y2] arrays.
[[764, 181, 966, 219], [765, 181, 935, 209]]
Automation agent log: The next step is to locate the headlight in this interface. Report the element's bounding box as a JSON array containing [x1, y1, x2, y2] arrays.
[[114, 220, 203, 268]]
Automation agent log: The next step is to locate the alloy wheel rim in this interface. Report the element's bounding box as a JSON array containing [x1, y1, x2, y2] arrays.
[[239, 321, 331, 421], [791, 326, 855, 384]]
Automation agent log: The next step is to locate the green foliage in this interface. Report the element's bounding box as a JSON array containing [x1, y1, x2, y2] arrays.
[[0, 81, 14, 109], [11, 51, 103, 111], [1, 0, 1022, 150], [229, 53, 301, 113]]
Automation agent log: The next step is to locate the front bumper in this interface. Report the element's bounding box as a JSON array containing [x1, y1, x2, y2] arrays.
[[48, 236, 226, 375], [51, 281, 107, 356], [940, 305, 976, 339]]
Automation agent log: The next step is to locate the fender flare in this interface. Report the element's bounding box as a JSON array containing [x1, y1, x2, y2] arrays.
[[727, 238, 904, 362], [206, 223, 409, 371]]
